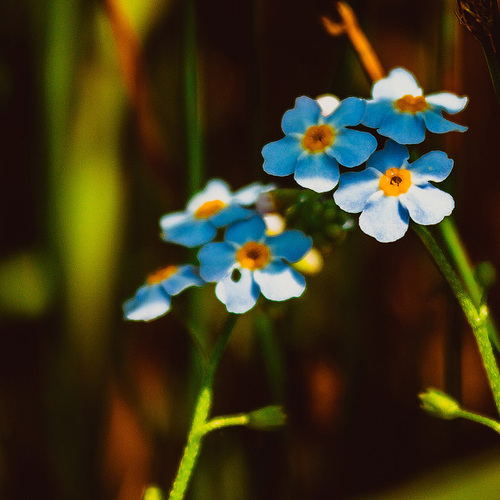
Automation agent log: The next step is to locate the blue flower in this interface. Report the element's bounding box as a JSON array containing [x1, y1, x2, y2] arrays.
[[362, 67, 468, 144], [198, 217, 312, 313], [123, 264, 205, 321], [262, 96, 377, 193], [333, 140, 455, 242], [160, 179, 275, 247]]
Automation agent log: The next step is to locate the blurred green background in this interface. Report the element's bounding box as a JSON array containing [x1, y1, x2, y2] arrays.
[[2, 0, 500, 498]]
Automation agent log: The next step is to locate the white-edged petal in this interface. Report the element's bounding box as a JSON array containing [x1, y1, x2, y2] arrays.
[[372, 67, 423, 100], [254, 261, 306, 301], [123, 284, 171, 322], [215, 269, 260, 314], [400, 184, 454, 225], [316, 94, 340, 116], [334, 168, 381, 213], [187, 179, 232, 212], [426, 92, 468, 114]]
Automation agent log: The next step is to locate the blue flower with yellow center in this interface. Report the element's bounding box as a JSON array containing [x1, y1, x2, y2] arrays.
[[123, 264, 205, 321], [333, 140, 455, 242], [198, 217, 312, 314], [362, 67, 468, 144], [262, 96, 377, 193], [160, 179, 274, 247]]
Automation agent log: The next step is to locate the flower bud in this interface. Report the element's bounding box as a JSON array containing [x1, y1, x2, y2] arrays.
[[142, 486, 164, 500], [419, 388, 461, 420], [247, 405, 286, 430]]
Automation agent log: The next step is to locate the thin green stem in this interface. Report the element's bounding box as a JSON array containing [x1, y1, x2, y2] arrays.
[[168, 314, 238, 500], [439, 218, 500, 351], [483, 43, 500, 108], [414, 224, 500, 416], [460, 409, 500, 435], [201, 414, 250, 434]]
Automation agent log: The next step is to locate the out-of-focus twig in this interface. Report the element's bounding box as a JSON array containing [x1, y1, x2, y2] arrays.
[[322, 2, 385, 82]]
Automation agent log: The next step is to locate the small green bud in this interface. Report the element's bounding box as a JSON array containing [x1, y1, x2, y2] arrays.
[[247, 405, 287, 430], [475, 261, 496, 292], [142, 485, 164, 500], [419, 388, 461, 420]]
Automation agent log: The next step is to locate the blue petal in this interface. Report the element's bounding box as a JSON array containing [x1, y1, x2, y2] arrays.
[[262, 136, 302, 177], [225, 216, 267, 245], [186, 179, 232, 212], [422, 109, 467, 134], [366, 140, 410, 173], [329, 129, 377, 167], [281, 96, 321, 134], [294, 153, 339, 192], [408, 151, 453, 183], [215, 269, 260, 314], [123, 284, 171, 321], [372, 67, 422, 100], [210, 205, 254, 227], [162, 265, 205, 295], [161, 215, 216, 247], [325, 97, 366, 128], [334, 168, 381, 213], [400, 184, 454, 225], [361, 100, 393, 128], [232, 183, 275, 205], [359, 191, 409, 242], [266, 230, 312, 263], [378, 111, 426, 144], [198, 242, 236, 281], [426, 92, 468, 114], [253, 261, 306, 301]]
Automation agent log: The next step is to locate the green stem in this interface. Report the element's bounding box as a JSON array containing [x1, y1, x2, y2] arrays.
[[438, 218, 500, 351], [482, 43, 500, 109], [201, 414, 250, 434], [414, 224, 500, 416], [168, 314, 238, 500], [460, 409, 500, 435]]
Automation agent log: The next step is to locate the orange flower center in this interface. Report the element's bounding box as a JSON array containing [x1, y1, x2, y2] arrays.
[[194, 199, 226, 219], [394, 94, 428, 114], [379, 168, 412, 196], [147, 265, 178, 285], [236, 242, 271, 270], [302, 125, 335, 153]]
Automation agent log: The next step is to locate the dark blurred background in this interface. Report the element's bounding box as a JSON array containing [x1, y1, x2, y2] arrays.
[[2, 0, 500, 498]]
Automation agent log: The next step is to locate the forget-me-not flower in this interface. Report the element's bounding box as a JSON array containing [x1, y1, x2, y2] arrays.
[[333, 140, 455, 242], [160, 179, 274, 247], [123, 264, 205, 321], [198, 216, 312, 313], [262, 96, 377, 193], [362, 67, 468, 144]]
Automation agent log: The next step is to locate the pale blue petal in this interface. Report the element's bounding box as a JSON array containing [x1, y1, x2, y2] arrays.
[[160, 211, 191, 231], [232, 183, 275, 205], [361, 100, 393, 128], [359, 191, 409, 242], [400, 184, 454, 225], [325, 97, 365, 128], [123, 284, 171, 322], [266, 231, 312, 263], [262, 136, 302, 177], [294, 153, 339, 192], [408, 151, 453, 183], [366, 140, 409, 173], [281, 96, 321, 134], [162, 265, 205, 295], [210, 205, 254, 227], [329, 129, 377, 167], [426, 92, 468, 114], [225, 216, 267, 245], [422, 109, 467, 134], [161, 216, 216, 247], [187, 179, 232, 212], [334, 168, 381, 213], [215, 269, 259, 314], [378, 111, 426, 144], [198, 242, 236, 281], [372, 67, 423, 100], [254, 261, 306, 301]]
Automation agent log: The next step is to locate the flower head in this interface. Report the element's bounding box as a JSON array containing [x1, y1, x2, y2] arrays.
[[160, 179, 274, 247], [123, 264, 205, 321], [362, 67, 468, 144], [333, 140, 455, 242], [262, 96, 377, 193], [198, 216, 312, 313]]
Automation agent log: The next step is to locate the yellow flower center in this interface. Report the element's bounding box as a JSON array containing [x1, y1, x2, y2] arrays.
[[379, 168, 412, 196], [147, 265, 178, 285], [302, 125, 335, 153], [194, 199, 226, 219], [394, 94, 428, 114], [236, 242, 271, 270]]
